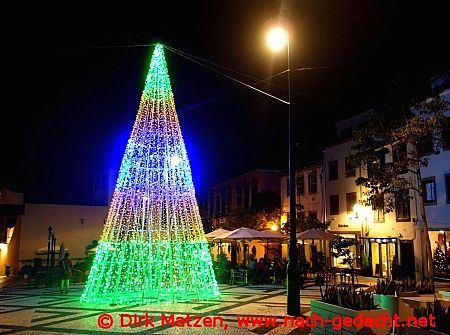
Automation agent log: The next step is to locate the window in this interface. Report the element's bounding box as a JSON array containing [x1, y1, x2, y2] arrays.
[[215, 195, 220, 217], [221, 190, 226, 213], [308, 211, 317, 219], [209, 196, 214, 217], [330, 195, 339, 215], [367, 151, 386, 179], [346, 192, 357, 213], [372, 193, 385, 223], [251, 179, 258, 206], [345, 156, 356, 177], [442, 127, 450, 151], [236, 186, 242, 207], [446, 174, 450, 204], [393, 143, 408, 174], [244, 184, 249, 209], [329, 160, 338, 181], [422, 177, 437, 205], [309, 171, 317, 194], [373, 207, 385, 223], [395, 190, 411, 222], [227, 189, 232, 212], [297, 174, 305, 196]]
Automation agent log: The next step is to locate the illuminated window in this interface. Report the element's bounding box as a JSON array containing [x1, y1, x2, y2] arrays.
[[422, 177, 437, 205]]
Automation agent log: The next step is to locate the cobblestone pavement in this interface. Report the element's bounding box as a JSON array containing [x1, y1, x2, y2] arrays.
[[0, 279, 312, 335], [0, 277, 449, 334]]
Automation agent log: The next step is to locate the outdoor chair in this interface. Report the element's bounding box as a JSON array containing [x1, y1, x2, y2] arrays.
[[229, 268, 247, 285]]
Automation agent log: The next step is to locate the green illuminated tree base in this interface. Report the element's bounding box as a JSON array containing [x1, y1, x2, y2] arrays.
[[81, 240, 219, 304]]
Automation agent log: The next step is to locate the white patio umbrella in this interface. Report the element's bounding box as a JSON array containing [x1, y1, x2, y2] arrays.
[[214, 227, 287, 240], [205, 228, 231, 256], [204, 228, 230, 240], [296, 229, 337, 241], [213, 227, 287, 265]]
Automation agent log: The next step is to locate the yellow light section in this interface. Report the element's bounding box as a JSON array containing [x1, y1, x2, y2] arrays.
[[270, 223, 279, 231]]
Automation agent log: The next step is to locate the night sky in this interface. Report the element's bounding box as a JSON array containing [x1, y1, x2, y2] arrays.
[[2, 1, 449, 204]]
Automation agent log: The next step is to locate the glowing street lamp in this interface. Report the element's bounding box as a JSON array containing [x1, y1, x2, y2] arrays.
[[267, 22, 300, 316], [267, 27, 288, 52]]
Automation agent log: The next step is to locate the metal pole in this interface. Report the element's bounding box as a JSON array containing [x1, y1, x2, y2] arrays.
[[286, 22, 300, 316], [47, 225, 52, 267]]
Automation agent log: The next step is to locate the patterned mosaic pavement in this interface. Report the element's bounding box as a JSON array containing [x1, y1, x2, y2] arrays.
[[0, 279, 317, 335], [1, 278, 449, 334]]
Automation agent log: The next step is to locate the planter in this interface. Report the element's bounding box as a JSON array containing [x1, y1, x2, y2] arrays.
[[438, 290, 450, 300], [402, 326, 447, 335], [310, 300, 390, 335], [374, 292, 419, 321]]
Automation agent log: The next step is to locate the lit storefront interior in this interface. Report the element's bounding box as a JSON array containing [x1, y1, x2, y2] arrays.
[[429, 229, 450, 278]]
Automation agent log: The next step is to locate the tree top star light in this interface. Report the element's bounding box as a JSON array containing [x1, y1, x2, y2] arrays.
[[80, 44, 219, 304]]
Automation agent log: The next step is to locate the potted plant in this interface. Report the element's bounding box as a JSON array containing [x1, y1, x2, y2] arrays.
[[361, 254, 371, 276], [415, 279, 435, 295], [373, 278, 399, 317], [407, 299, 450, 335], [311, 285, 389, 335]]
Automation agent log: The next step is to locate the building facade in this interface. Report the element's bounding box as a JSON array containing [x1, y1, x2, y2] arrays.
[[207, 170, 281, 229], [280, 163, 325, 227], [323, 88, 450, 279], [19, 204, 108, 267], [0, 188, 24, 276], [416, 88, 450, 278], [324, 113, 418, 278]]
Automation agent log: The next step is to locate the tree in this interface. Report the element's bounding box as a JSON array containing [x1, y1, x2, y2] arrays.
[[331, 236, 356, 269], [220, 191, 281, 231], [298, 216, 330, 232], [434, 244, 447, 274], [81, 44, 219, 304], [350, 95, 449, 284]]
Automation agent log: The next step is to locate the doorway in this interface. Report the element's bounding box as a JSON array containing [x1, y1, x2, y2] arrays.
[[368, 238, 397, 277]]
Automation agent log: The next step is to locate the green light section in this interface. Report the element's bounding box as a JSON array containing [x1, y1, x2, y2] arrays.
[[143, 44, 173, 102], [81, 240, 219, 304], [80, 43, 219, 304]]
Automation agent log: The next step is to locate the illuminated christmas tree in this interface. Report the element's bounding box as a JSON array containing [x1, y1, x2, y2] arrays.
[[81, 44, 219, 304], [434, 244, 447, 274]]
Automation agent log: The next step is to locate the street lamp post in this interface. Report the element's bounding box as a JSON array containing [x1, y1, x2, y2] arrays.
[[267, 24, 300, 316]]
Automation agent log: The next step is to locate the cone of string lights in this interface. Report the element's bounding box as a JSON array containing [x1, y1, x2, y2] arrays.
[[80, 44, 219, 304]]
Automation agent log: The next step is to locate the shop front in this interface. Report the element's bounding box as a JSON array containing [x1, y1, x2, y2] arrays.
[[361, 238, 396, 278], [429, 229, 450, 278], [361, 238, 415, 278]]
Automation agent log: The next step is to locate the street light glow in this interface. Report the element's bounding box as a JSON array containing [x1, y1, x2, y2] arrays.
[[270, 223, 278, 231], [267, 27, 287, 52]]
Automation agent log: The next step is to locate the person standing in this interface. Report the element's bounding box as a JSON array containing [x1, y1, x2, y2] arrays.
[[59, 253, 72, 294]]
